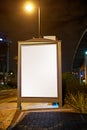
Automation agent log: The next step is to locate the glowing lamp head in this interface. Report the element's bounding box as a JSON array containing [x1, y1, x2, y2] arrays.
[[25, 3, 34, 12]]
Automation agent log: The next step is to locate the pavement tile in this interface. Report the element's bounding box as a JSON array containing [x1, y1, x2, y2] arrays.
[[11, 112, 87, 130]]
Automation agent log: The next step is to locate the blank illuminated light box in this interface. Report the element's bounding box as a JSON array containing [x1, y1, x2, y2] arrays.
[[17, 38, 62, 107]]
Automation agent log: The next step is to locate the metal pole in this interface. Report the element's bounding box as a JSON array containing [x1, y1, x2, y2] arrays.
[[57, 40, 62, 107], [38, 5, 40, 38]]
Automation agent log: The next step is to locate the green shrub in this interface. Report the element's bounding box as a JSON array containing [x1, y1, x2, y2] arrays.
[[0, 84, 11, 90], [7, 80, 17, 88], [62, 72, 87, 113], [65, 92, 87, 113]]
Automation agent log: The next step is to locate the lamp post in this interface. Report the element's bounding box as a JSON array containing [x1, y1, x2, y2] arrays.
[[38, 5, 40, 38], [25, 1, 41, 38]]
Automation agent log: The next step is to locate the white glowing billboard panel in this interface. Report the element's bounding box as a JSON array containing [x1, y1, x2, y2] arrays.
[[21, 44, 58, 97]]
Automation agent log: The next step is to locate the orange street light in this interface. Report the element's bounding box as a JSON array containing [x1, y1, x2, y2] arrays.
[[24, 2, 41, 38], [25, 3, 34, 12]]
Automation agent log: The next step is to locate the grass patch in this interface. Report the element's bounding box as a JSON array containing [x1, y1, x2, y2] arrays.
[[65, 92, 87, 113], [62, 72, 87, 113]]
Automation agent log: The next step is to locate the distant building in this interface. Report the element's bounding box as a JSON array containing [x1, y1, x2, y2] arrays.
[[0, 32, 11, 73], [72, 29, 87, 84]]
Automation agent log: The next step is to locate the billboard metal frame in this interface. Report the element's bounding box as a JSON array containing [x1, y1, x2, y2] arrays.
[[17, 38, 62, 109]]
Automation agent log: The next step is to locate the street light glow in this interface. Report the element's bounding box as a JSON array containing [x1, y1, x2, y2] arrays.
[[25, 3, 34, 12], [24, 1, 41, 37]]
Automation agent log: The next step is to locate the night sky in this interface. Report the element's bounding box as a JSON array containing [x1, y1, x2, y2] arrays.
[[0, 0, 87, 73]]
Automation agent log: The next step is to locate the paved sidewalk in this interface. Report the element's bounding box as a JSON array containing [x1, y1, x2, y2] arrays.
[[9, 111, 87, 130], [0, 89, 87, 130]]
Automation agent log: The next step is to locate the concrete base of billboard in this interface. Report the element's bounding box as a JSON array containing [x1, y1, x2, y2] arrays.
[[21, 103, 59, 110]]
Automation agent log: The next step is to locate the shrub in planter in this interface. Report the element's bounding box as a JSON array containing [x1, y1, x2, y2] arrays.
[[65, 92, 87, 113], [62, 72, 87, 113]]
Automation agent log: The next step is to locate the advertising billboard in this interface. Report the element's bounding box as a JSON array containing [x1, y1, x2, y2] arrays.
[[17, 38, 62, 108], [21, 44, 57, 97]]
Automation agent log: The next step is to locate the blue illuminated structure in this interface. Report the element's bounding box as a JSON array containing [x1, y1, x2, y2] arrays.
[[72, 29, 87, 69], [85, 51, 87, 55], [52, 102, 59, 108], [72, 29, 87, 84], [0, 32, 12, 73], [0, 38, 3, 41]]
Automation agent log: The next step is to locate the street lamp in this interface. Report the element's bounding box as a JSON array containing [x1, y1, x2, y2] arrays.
[[24, 2, 41, 38], [25, 3, 34, 12]]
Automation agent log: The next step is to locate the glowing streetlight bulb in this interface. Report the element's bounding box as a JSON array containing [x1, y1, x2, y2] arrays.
[[24, 1, 41, 37], [25, 3, 34, 12]]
